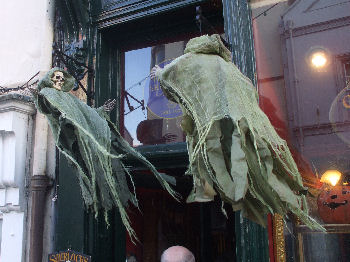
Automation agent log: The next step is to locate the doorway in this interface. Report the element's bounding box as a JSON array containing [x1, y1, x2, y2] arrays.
[[126, 168, 236, 262]]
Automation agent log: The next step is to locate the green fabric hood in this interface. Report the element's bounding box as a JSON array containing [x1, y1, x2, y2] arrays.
[[184, 34, 232, 62]]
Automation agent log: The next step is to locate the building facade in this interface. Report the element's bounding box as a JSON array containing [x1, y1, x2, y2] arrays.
[[1, 0, 349, 261]]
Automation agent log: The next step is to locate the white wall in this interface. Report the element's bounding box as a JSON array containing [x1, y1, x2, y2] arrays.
[[1, 212, 25, 262], [0, 0, 54, 87]]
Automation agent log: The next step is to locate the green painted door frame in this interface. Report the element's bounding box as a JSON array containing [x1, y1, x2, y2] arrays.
[[222, 1, 270, 261]]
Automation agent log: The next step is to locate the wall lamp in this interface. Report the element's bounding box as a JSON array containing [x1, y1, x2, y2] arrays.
[[307, 47, 330, 70]]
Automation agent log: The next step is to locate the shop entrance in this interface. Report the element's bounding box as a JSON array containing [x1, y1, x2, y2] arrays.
[[126, 169, 236, 262]]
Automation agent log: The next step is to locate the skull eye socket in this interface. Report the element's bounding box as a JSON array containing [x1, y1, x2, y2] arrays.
[[55, 76, 61, 79]]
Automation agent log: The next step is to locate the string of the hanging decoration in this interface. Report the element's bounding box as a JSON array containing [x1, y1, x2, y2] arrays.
[[124, 58, 175, 116], [252, 3, 279, 20], [124, 75, 150, 116], [0, 72, 40, 95]]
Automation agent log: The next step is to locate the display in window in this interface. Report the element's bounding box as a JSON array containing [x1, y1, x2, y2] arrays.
[[330, 82, 350, 146], [317, 170, 350, 224], [124, 41, 187, 146]]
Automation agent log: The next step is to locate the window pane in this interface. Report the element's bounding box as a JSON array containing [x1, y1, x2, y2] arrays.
[[252, 1, 350, 261], [124, 41, 187, 146]]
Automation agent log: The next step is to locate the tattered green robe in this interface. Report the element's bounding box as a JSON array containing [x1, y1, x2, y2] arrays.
[[34, 68, 177, 239], [156, 35, 323, 230]]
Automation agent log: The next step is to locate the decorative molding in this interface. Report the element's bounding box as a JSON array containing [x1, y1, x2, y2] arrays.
[[273, 214, 286, 262], [0, 94, 35, 116], [0, 204, 21, 213], [304, 0, 350, 13], [0, 95, 35, 209], [0, 105, 35, 115], [101, 0, 140, 11], [96, 0, 205, 29], [292, 121, 350, 137], [0, 132, 16, 187], [282, 16, 350, 38]]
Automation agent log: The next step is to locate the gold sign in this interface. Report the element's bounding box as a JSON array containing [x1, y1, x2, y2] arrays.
[[48, 250, 91, 262]]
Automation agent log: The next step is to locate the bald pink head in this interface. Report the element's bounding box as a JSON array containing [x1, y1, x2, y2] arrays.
[[161, 246, 195, 262]]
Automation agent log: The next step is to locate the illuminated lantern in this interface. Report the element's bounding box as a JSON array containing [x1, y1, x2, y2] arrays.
[[320, 170, 341, 186], [317, 171, 350, 224], [310, 52, 327, 68], [306, 47, 329, 71]]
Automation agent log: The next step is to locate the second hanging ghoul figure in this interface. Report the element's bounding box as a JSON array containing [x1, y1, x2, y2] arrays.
[[154, 34, 324, 230], [32, 68, 178, 240]]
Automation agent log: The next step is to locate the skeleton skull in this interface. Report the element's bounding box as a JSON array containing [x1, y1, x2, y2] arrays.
[[51, 71, 65, 90]]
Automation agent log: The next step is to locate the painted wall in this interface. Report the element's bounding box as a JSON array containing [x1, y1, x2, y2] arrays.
[[0, 0, 54, 87], [283, 0, 350, 29], [252, 2, 290, 139]]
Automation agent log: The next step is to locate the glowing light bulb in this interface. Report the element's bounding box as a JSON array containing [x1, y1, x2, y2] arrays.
[[320, 170, 342, 186], [311, 52, 327, 68]]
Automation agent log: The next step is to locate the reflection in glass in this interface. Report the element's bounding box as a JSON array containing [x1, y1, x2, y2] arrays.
[[124, 41, 187, 146]]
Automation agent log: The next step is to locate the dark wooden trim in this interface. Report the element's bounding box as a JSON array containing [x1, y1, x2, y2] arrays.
[[99, 0, 203, 14], [124, 142, 188, 169], [267, 214, 275, 262], [119, 52, 125, 136], [56, 156, 85, 253], [258, 75, 284, 84], [96, 0, 206, 29]]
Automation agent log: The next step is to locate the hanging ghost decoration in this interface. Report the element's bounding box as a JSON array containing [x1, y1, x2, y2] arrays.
[[32, 68, 178, 239], [155, 34, 324, 230]]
